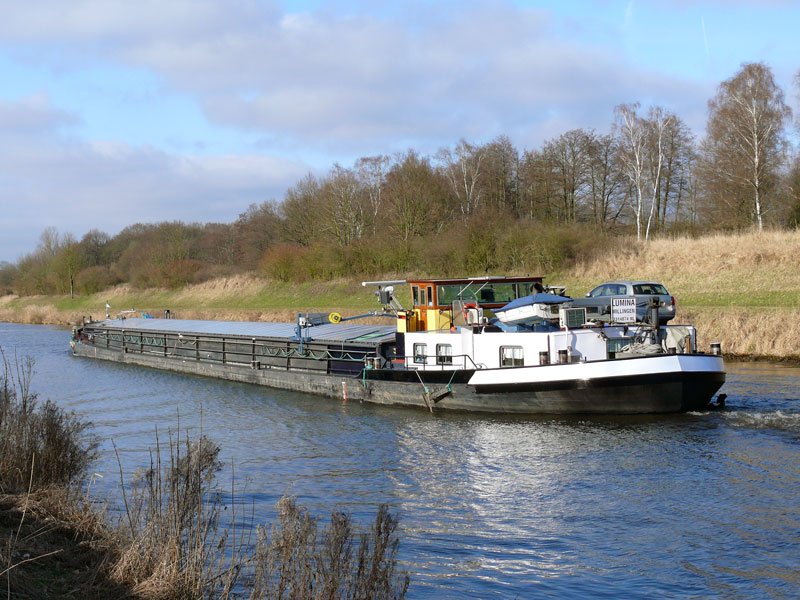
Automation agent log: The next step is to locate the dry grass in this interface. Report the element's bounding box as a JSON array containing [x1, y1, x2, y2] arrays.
[[567, 229, 800, 297], [681, 307, 800, 360], [110, 431, 234, 599], [171, 275, 266, 302], [1, 351, 124, 598], [0, 302, 72, 326], [558, 229, 800, 360], [1, 488, 129, 600]]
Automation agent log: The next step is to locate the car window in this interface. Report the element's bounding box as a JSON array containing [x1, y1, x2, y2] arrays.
[[651, 284, 668, 295], [633, 283, 668, 295], [589, 286, 605, 298]]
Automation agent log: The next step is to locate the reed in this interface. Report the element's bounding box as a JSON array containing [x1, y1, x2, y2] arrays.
[[1, 351, 409, 597], [111, 428, 409, 599], [250, 497, 409, 600], [0, 348, 97, 494]]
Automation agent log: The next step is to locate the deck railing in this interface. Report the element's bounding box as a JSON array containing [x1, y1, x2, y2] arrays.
[[78, 326, 375, 375]]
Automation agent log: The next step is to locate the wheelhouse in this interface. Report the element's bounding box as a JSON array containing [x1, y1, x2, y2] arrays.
[[403, 276, 545, 332]]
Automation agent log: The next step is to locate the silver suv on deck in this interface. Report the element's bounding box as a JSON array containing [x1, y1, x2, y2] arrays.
[[570, 280, 676, 325]]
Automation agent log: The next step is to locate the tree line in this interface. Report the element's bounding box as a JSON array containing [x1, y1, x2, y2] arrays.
[[2, 62, 799, 296]]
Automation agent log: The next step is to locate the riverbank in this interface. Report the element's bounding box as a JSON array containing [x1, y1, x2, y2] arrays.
[[2, 230, 799, 361]]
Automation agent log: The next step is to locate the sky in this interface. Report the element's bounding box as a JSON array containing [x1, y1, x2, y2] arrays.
[[1, 0, 799, 263]]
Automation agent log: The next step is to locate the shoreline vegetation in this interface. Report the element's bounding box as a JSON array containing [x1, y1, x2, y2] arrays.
[[2, 230, 799, 362], [0, 352, 409, 599]]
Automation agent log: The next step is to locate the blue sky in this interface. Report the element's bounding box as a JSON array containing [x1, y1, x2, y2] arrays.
[[1, 0, 799, 263]]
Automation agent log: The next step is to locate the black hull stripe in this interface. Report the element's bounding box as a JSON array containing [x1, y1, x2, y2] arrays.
[[472, 371, 726, 394]]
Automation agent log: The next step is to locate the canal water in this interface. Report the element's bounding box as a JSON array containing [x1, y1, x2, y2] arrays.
[[2, 322, 799, 598]]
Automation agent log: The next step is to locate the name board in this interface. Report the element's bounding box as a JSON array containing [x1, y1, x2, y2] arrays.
[[611, 297, 636, 323]]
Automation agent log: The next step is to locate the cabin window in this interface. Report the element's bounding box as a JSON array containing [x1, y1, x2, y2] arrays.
[[413, 343, 427, 364], [500, 346, 524, 367], [412, 286, 420, 306], [427, 286, 434, 306], [436, 344, 453, 365]]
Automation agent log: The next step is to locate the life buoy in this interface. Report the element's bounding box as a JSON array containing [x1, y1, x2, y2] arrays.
[[329, 312, 342, 324]]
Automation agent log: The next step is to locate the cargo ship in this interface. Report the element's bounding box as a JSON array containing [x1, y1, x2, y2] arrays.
[[71, 275, 725, 414]]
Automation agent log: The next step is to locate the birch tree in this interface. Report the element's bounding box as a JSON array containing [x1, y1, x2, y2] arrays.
[[700, 62, 791, 230], [322, 164, 366, 247], [356, 155, 391, 236], [437, 140, 485, 221], [614, 103, 648, 239], [614, 104, 674, 240]]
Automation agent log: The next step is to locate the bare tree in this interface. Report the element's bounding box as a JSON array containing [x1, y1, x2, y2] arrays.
[[79, 229, 111, 267], [53, 236, 83, 298], [541, 129, 591, 223], [479, 135, 520, 215], [518, 149, 555, 222], [584, 131, 626, 228], [233, 202, 283, 268], [281, 174, 324, 246], [700, 62, 791, 230], [437, 140, 485, 221], [614, 104, 648, 239], [653, 116, 695, 231], [356, 155, 391, 235], [614, 104, 675, 240], [322, 164, 366, 246], [384, 151, 447, 242]]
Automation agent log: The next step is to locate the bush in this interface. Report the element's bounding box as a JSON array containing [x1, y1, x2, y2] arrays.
[[75, 265, 122, 295], [0, 349, 96, 493], [260, 244, 311, 282]]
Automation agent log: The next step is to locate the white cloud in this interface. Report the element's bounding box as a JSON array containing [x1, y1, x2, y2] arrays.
[[0, 95, 306, 261], [0, 0, 709, 153]]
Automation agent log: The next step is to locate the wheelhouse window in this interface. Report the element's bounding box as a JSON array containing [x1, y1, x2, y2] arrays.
[[500, 346, 524, 367], [413, 343, 427, 364], [436, 344, 453, 365]]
